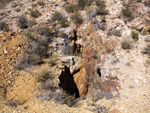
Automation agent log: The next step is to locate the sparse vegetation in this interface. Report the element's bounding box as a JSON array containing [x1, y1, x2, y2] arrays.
[[91, 105, 108, 113], [64, 93, 76, 107], [36, 70, 49, 82], [77, 0, 86, 10], [60, 19, 69, 28], [71, 12, 83, 25], [51, 11, 64, 22], [53, 90, 77, 107], [0, 0, 14, 9], [101, 16, 106, 22], [86, 0, 94, 6], [131, 30, 139, 41], [96, 0, 108, 15], [122, 6, 133, 20], [77, 0, 94, 10], [11, 2, 17, 8], [37, 26, 53, 37], [121, 40, 132, 49], [37, 1, 45, 6], [0, 22, 9, 31], [30, 9, 41, 18], [16, 8, 21, 12], [24, 31, 35, 40], [141, 28, 148, 35], [65, 5, 77, 13], [28, 19, 36, 28], [17, 15, 28, 29], [142, 44, 150, 55], [51, 11, 69, 28], [49, 54, 58, 66], [14, 28, 50, 69]]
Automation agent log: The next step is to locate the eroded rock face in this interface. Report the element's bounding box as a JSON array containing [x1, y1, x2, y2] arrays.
[[59, 29, 121, 97], [48, 38, 70, 55]]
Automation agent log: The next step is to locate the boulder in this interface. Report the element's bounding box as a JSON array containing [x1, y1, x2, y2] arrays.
[[112, 28, 123, 37]]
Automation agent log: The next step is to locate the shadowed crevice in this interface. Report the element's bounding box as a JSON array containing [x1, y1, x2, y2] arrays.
[[59, 66, 79, 98]]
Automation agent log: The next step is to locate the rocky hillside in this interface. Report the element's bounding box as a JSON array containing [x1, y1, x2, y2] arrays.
[[0, 0, 150, 113]]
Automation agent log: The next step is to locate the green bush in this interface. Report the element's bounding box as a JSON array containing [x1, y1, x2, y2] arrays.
[[37, 26, 53, 37], [11, 2, 17, 8], [17, 15, 28, 29], [121, 40, 132, 49], [101, 16, 106, 22], [65, 4, 77, 13], [37, 1, 45, 6], [96, 0, 108, 15], [131, 30, 139, 41], [0, 22, 9, 31], [36, 70, 49, 82], [78, 0, 86, 10], [30, 9, 41, 18], [16, 8, 21, 12], [77, 0, 94, 10], [122, 6, 133, 20], [60, 19, 69, 28], [51, 11, 64, 22], [71, 12, 83, 25], [86, 0, 94, 6], [51, 11, 69, 28]]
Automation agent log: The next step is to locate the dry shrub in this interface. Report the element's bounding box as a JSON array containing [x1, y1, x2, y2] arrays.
[[71, 12, 83, 25], [17, 15, 28, 29]]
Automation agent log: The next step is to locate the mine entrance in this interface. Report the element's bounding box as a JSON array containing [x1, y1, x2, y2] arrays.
[[59, 66, 79, 98]]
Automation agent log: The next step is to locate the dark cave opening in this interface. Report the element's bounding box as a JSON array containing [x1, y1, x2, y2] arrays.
[[59, 66, 79, 98], [97, 68, 101, 77]]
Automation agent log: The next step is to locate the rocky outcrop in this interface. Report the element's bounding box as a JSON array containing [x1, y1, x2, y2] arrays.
[[58, 28, 121, 97]]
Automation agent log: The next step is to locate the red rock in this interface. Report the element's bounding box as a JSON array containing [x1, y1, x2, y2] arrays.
[[101, 80, 121, 92]]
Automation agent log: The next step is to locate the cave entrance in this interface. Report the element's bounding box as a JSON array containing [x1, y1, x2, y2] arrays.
[[59, 66, 79, 98], [96, 68, 101, 77]]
